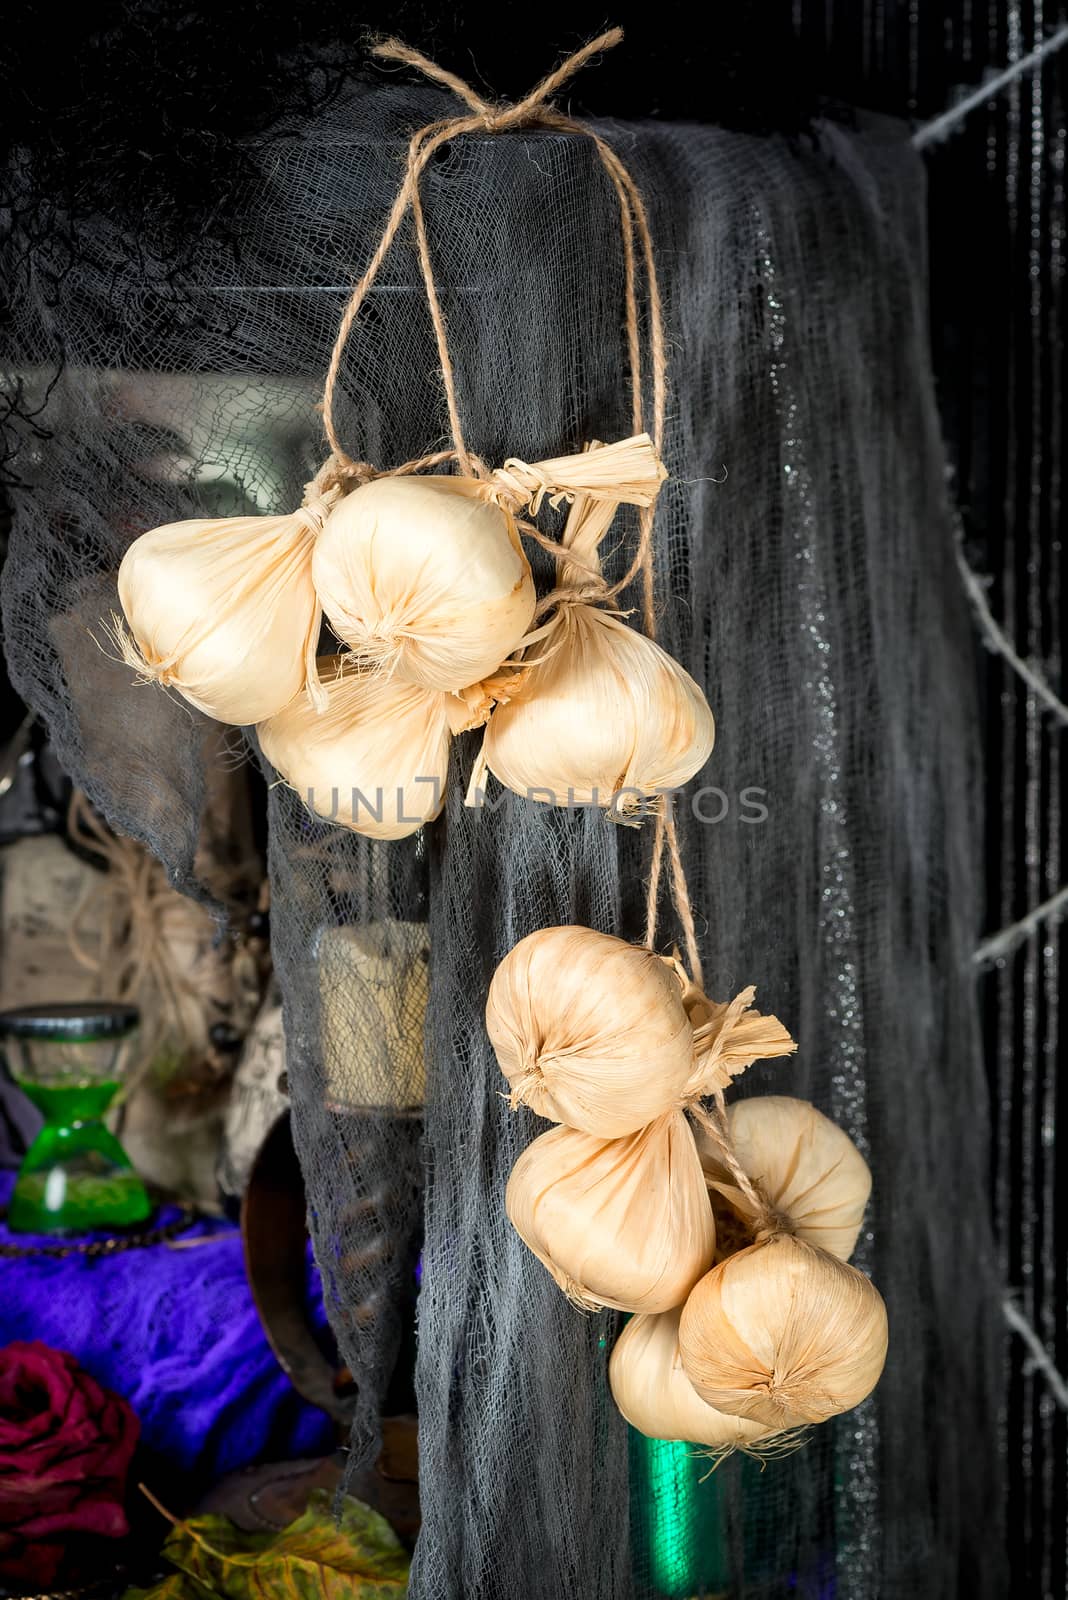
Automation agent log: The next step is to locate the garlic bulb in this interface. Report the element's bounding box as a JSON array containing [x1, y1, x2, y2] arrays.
[[696, 1096, 871, 1261], [312, 476, 536, 693], [258, 656, 450, 840], [476, 602, 715, 813], [678, 1234, 888, 1428], [115, 502, 327, 725], [486, 925, 695, 1137], [609, 1306, 784, 1456], [506, 1113, 715, 1314]]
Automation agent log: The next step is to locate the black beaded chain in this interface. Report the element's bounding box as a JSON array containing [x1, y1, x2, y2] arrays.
[[0, 1207, 197, 1258]]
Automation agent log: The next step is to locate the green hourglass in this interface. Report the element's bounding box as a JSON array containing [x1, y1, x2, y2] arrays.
[[0, 1003, 151, 1234]]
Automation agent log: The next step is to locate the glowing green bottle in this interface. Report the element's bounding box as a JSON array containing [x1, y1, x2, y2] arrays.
[[0, 1004, 151, 1234]]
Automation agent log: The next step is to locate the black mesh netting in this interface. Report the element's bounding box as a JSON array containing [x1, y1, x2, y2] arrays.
[[2, 87, 1005, 1598]]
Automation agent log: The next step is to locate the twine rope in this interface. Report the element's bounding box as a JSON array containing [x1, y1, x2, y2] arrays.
[[335, 30, 1068, 1006], [687, 1096, 785, 1238], [339, 23, 1068, 1412], [319, 28, 666, 611], [318, 29, 700, 974]]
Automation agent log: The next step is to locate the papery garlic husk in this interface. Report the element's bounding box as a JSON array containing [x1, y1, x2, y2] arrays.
[[258, 656, 449, 840], [486, 925, 695, 1137], [475, 602, 715, 814], [114, 499, 329, 725], [506, 1113, 716, 1314], [610, 1306, 797, 1457], [678, 1234, 888, 1428], [312, 476, 536, 693], [490, 432, 668, 512], [696, 1096, 871, 1261], [442, 669, 527, 735], [666, 968, 797, 1098]]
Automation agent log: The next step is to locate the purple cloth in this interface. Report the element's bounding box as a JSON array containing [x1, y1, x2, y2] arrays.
[[0, 1173, 335, 1484]]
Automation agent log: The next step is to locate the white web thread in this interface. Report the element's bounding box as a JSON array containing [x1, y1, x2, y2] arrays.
[[1003, 1299, 1068, 1413], [957, 526, 1068, 959], [911, 29, 1068, 1413], [954, 535, 1068, 730], [911, 23, 1068, 150], [974, 885, 1068, 968], [954, 543, 1068, 1395], [957, 547, 1068, 1409], [917, 20, 1068, 1395]]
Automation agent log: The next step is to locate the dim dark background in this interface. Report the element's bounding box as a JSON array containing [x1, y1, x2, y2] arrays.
[[2, 3, 1065, 1593]]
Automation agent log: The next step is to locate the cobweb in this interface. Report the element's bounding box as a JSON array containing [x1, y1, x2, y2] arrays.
[[2, 85, 1004, 1599]]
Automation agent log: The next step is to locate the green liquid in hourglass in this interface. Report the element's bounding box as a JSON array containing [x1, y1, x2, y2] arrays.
[[9, 1078, 152, 1233]]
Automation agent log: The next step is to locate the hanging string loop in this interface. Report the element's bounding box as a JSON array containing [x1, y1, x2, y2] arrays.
[[318, 30, 702, 972], [319, 25, 666, 550]]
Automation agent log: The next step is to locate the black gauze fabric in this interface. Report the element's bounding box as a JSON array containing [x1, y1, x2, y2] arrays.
[[2, 89, 1004, 1598]]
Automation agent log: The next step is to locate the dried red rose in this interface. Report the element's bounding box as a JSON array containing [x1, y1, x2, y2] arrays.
[[0, 1340, 139, 1586]]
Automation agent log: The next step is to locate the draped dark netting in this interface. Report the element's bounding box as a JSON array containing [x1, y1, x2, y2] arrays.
[[2, 84, 1004, 1598]]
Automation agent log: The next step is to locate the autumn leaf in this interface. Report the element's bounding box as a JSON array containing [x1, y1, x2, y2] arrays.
[[124, 1488, 410, 1600]]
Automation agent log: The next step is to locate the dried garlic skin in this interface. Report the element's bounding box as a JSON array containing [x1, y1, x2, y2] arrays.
[[486, 925, 695, 1136], [480, 602, 715, 811], [663, 967, 798, 1099], [117, 510, 320, 725], [696, 1095, 871, 1261], [505, 1112, 715, 1314], [493, 433, 668, 512], [610, 1306, 780, 1451], [258, 656, 450, 841], [312, 476, 536, 694], [679, 1234, 888, 1427]]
